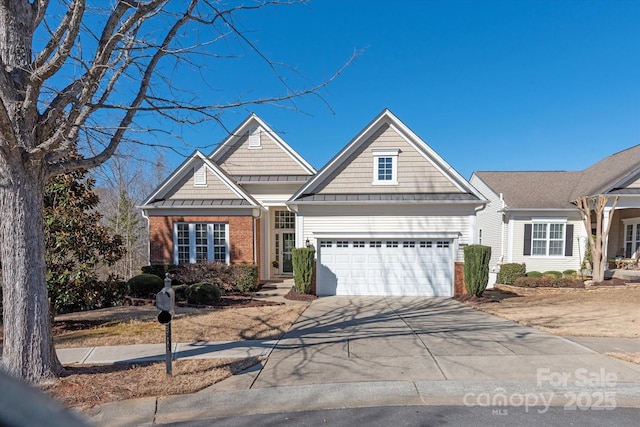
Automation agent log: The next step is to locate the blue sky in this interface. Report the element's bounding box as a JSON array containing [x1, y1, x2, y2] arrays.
[[161, 0, 639, 179]]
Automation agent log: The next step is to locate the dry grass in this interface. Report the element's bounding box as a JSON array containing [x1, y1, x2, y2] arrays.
[[607, 352, 640, 365], [26, 303, 309, 409], [469, 287, 640, 338], [41, 357, 261, 409], [54, 304, 308, 348]]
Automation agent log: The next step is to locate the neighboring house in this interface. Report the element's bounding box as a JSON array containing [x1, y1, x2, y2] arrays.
[[141, 109, 486, 297], [470, 145, 640, 275]]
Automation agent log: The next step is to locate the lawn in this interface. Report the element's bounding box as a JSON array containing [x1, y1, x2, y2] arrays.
[[463, 285, 640, 364], [26, 302, 309, 409]]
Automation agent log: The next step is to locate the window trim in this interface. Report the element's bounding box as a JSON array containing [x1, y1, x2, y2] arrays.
[[622, 217, 640, 257], [525, 220, 569, 257], [372, 148, 399, 185], [173, 222, 230, 265]]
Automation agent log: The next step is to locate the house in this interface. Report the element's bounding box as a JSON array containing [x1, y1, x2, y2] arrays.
[[470, 145, 640, 276], [141, 109, 486, 296]]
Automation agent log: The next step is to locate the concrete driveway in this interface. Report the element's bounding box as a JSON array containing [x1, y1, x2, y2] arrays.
[[252, 297, 640, 388]]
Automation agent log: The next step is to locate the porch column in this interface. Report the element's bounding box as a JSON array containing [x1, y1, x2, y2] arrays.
[[603, 207, 612, 261]]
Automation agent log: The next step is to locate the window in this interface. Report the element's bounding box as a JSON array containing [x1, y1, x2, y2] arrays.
[[386, 241, 398, 248], [369, 241, 382, 248], [248, 126, 261, 149], [478, 229, 483, 245], [437, 241, 450, 248], [420, 241, 433, 248], [337, 241, 349, 248], [353, 241, 365, 248], [174, 223, 228, 264], [403, 241, 416, 248], [275, 211, 295, 229], [320, 241, 333, 248], [372, 149, 399, 185], [531, 223, 565, 256], [623, 218, 640, 257]]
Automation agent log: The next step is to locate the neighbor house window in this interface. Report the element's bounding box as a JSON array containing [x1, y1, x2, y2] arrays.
[[623, 218, 640, 257], [372, 149, 399, 185], [174, 223, 229, 264], [523, 220, 574, 257]]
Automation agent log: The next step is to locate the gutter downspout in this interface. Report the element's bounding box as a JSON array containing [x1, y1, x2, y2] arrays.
[[141, 209, 150, 266], [500, 193, 505, 265]]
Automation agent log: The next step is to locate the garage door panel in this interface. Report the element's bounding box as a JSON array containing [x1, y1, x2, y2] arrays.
[[317, 239, 453, 297]]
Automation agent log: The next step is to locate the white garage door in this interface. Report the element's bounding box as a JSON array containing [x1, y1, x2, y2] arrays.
[[316, 239, 454, 296]]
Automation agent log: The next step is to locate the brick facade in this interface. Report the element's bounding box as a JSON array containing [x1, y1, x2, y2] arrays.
[[149, 215, 256, 267], [454, 261, 466, 296]]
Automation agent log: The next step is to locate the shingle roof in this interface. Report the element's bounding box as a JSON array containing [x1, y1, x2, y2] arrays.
[[474, 171, 581, 209], [474, 145, 640, 209], [569, 145, 640, 199]]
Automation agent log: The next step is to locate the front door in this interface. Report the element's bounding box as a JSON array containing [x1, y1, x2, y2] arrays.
[[274, 210, 296, 276]]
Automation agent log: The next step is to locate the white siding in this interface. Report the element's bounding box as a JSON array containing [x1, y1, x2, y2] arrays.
[[507, 214, 585, 273], [297, 205, 474, 261], [470, 175, 505, 271]]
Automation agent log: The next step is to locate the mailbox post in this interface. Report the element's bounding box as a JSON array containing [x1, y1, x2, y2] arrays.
[[156, 273, 175, 376]]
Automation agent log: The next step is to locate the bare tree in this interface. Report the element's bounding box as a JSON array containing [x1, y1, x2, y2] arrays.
[[0, 0, 352, 383], [575, 195, 619, 282]]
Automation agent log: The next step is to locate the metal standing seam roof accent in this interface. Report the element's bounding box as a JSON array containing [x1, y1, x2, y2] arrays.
[[293, 193, 480, 203], [147, 199, 253, 207], [233, 174, 313, 183]]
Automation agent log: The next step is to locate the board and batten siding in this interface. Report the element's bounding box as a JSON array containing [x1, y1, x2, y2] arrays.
[[469, 175, 505, 270], [298, 205, 474, 261], [508, 215, 585, 273], [216, 129, 309, 176], [316, 124, 461, 195], [164, 166, 242, 200]]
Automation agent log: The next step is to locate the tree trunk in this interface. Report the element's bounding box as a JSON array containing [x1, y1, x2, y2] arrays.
[[0, 155, 62, 382]]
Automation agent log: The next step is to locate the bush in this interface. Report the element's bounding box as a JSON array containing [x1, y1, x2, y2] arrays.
[[543, 271, 562, 279], [463, 245, 491, 297], [141, 264, 177, 280], [513, 277, 584, 288], [562, 269, 577, 277], [172, 261, 234, 292], [185, 282, 221, 305], [526, 271, 543, 278], [497, 263, 526, 285], [126, 273, 164, 298], [172, 284, 188, 302], [233, 265, 259, 292], [292, 247, 315, 294]]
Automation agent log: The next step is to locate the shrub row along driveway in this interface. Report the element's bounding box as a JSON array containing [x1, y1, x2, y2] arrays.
[[252, 297, 640, 388]]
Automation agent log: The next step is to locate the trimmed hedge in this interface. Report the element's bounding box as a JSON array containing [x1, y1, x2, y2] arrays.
[[513, 277, 584, 288], [186, 282, 221, 305], [543, 271, 562, 279], [562, 269, 577, 277], [127, 273, 164, 298], [172, 284, 188, 302], [233, 265, 259, 292], [463, 245, 491, 297], [497, 263, 526, 285], [526, 271, 543, 278], [292, 247, 315, 295], [172, 262, 234, 292]]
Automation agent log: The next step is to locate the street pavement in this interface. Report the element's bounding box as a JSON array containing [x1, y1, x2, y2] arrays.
[[58, 281, 640, 426]]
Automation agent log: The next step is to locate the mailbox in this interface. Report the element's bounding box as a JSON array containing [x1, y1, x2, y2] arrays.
[[156, 273, 175, 323]]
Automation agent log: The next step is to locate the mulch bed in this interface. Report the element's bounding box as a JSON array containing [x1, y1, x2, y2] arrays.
[[284, 287, 318, 302], [591, 278, 628, 287]]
